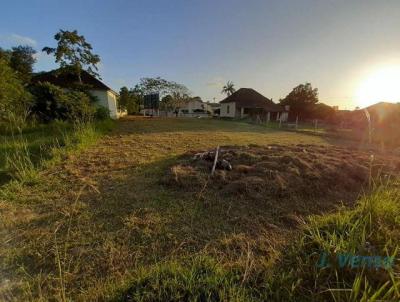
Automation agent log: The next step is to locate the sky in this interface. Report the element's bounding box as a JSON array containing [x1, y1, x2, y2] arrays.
[[1, 0, 400, 109]]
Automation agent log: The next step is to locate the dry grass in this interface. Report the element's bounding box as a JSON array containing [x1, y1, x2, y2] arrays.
[[0, 116, 395, 301]]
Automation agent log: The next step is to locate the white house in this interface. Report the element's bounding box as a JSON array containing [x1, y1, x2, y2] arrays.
[[178, 97, 210, 117], [33, 69, 124, 119], [220, 88, 288, 121]]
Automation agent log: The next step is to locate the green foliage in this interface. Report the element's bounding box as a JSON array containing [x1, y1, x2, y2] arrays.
[[118, 86, 140, 114], [266, 184, 400, 301], [110, 256, 249, 302], [0, 58, 32, 128], [42, 29, 101, 82], [95, 106, 111, 120], [1, 119, 114, 186], [9, 45, 37, 83], [134, 77, 190, 97], [280, 83, 319, 120], [30, 82, 95, 122], [221, 80, 236, 96], [0, 45, 37, 84], [4, 136, 39, 184], [0, 47, 11, 61], [160, 92, 191, 111], [312, 102, 336, 121]]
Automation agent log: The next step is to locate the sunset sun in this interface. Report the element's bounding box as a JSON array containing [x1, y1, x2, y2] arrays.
[[356, 65, 400, 108]]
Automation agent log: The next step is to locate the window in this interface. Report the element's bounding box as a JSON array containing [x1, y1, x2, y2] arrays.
[[227, 105, 230, 114]]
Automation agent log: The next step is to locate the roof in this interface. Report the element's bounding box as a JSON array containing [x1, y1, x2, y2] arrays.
[[219, 88, 284, 112], [32, 69, 117, 94], [365, 101, 400, 111]]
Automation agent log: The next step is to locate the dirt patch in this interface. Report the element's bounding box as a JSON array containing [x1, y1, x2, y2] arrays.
[[163, 144, 400, 210]]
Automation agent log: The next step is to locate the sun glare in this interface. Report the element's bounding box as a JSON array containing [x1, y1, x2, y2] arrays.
[[356, 65, 400, 108]]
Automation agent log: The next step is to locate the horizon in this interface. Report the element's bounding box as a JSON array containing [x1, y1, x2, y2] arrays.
[[1, 0, 400, 109]]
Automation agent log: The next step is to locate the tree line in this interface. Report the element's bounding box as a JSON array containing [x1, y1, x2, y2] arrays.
[[118, 77, 194, 114], [220, 80, 336, 122], [0, 29, 110, 130]]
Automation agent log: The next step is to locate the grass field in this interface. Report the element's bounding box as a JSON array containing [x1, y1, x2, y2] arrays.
[[0, 120, 115, 186], [1, 117, 399, 301]]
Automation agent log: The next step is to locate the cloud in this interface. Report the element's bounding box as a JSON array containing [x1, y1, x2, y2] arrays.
[[206, 76, 225, 88], [0, 33, 37, 47]]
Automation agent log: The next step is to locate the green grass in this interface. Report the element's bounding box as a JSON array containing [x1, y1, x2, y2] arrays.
[[104, 182, 400, 302], [0, 117, 398, 301], [0, 119, 115, 185]]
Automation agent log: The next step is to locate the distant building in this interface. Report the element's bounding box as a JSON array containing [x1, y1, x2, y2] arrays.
[[337, 101, 400, 129], [179, 97, 204, 114], [207, 102, 221, 116], [33, 69, 125, 119], [219, 88, 288, 121], [178, 97, 211, 117]]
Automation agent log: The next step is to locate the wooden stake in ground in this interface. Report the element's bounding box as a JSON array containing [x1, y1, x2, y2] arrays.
[[211, 146, 220, 176]]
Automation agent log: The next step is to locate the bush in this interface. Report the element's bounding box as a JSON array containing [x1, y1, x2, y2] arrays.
[[94, 106, 110, 120], [0, 58, 32, 129], [30, 82, 95, 123]]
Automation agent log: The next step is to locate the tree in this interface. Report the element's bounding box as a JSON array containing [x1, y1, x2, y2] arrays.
[[42, 29, 101, 83], [9, 45, 37, 83], [0, 46, 37, 84], [135, 77, 190, 97], [280, 83, 319, 120], [313, 103, 336, 121], [0, 47, 11, 62], [0, 58, 32, 127], [30, 82, 94, 122], [221, 81, 235, 96], [118, 86, 140, 114], [160, 94, 175, 111]]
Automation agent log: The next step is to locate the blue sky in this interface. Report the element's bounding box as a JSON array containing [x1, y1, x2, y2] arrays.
[[1, 0, 400, 109]]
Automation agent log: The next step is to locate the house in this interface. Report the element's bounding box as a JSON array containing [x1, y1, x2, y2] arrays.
[[33, 69, 124, 119], [219, 88, 288, 121], [206, 102, 221, 116], [342, 102, 400, 128], [178, 97, 210, 117]]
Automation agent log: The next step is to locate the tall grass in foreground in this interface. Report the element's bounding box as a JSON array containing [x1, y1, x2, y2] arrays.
[[268, 182, 400, 301], [1, 119, 114, 187], [106, 182, 400, 302]]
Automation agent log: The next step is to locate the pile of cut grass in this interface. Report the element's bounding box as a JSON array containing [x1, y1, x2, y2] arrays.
[[165, 144, 400, 214]]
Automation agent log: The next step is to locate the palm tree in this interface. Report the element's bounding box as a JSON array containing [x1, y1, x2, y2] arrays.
[[221, 81, 236, 96]]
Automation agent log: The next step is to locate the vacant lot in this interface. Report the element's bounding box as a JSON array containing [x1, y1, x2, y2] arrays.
[[1, 117, 397, 301]]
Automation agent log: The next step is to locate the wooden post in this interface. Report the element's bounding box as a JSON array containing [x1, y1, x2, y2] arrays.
[[211, 146, 220, 176], [295, 116, 299, 130]]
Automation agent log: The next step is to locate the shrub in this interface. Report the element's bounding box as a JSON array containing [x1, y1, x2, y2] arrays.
[[94, 106, 110, 120], [30, 82, 95, 123], [0, 58, 32, 129]]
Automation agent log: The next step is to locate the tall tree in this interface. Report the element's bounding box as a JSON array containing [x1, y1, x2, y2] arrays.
[[0, 58, 32, 126], [280, 83, 319, 120], [42, 29, 101, 83], [221, 81, 236, 96], [135, 77, 190, 97], [9, 45, 37, 83], [0, 47, 11, 62], [118, 86, 140, 114]]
